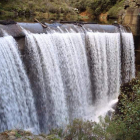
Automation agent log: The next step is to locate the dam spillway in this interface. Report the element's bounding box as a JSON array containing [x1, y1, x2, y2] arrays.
[[0, 23, 135, 134]]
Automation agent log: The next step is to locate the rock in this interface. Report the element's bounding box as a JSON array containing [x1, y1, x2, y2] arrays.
[[124, 0, 140, 8], [24, 131, 32, 136], [0, 134, 8, 140], [8, 136, 16, 140], [130, 1, 137, 7], [1, 132, 9, 137], [124, 0, 130, 9], [35, 136, 45, 140], [121, 0, 140, 68], [9, 131, 16, 136], [137, 0, 140, 5], [39, 133, 47, 138], [24, 136, 35, 139], [0, 130, 49, 140]]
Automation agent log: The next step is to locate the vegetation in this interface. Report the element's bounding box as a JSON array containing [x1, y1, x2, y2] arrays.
[[1, 73, 139, 140], [46, 74, 140, 140], [0, 0, 78, 21], [70, 0, 125, 18], [0, 0, 125, 21], [1, 70, 139, 140], [108, 0, 125, 18]]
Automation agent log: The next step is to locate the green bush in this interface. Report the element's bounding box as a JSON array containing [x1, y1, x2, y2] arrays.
[[70, 0, 124, 18], [108, 0, 125, 18], [0, 0, 77, 20], [112, 76, 140, 140], [47, 74, 140, 140]]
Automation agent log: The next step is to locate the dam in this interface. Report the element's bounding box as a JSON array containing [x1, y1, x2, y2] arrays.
[[0, 22, 135, 134]]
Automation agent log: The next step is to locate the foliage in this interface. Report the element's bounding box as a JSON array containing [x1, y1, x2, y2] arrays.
[[15, 131, 22, 138], [47, 74, 140, 140], [70, 0, 124, 17], [108, 0, 125, 18], [0, 0, 77, 21], [112, 76, 140, 140], [0, 0, 125, 20], [49, 119, 96, 140]]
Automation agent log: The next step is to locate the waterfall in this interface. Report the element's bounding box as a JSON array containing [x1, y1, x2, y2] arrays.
[[0, 35, 39, 133], [85, 32, 121, 121], [121, 33, 135, 83], [0, 26, 135, 134]]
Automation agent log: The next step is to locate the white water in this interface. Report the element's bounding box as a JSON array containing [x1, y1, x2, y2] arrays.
[[0, 35, 39, 133], [24, 29, 135, 132], [85, 32, 121, 121], [0, 28, 135, 134], [121, 33, 135, 83]]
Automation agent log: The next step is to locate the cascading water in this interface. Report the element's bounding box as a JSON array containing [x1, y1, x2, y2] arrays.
[[0, 25, 135, 134], [85, 32, 121, 121], [0, 35, 39, 133], [24, 31, 92, 133], [121, 33, 135, 83]]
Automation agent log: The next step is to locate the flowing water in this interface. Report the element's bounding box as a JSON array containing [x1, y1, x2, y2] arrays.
[[0, 35, 39, 133], [0, 26, 135, 133]]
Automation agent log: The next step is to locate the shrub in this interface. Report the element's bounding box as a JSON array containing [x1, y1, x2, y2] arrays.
[[108, 0, 125, 18], [48, 74, 140, 140]]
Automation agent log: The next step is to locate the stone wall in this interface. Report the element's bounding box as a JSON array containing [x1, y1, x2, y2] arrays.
[[119, 0, 140, 70]]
